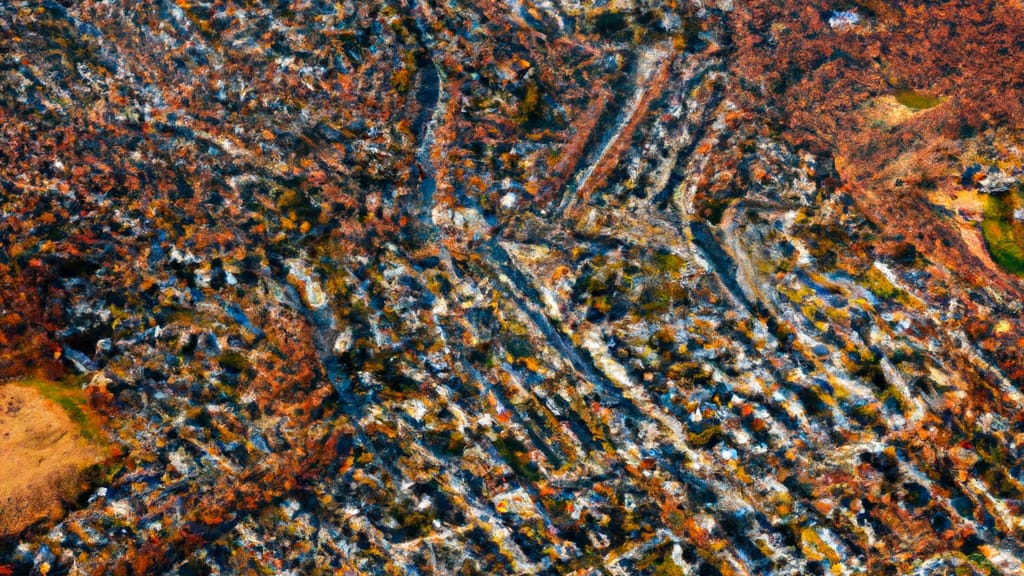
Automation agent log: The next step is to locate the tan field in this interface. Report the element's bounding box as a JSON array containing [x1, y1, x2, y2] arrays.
[[0, 383, 104, 539]]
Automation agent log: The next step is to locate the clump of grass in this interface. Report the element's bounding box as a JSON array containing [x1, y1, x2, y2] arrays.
[[653, 251, 688, 274], [894, 88, 943, 110], [860, 267, 904, 300], [686, 424, 723, 447], [967, 551, 1004, 576]]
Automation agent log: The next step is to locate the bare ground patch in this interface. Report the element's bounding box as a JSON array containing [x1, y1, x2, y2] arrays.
[[0, 383, 105, 539]]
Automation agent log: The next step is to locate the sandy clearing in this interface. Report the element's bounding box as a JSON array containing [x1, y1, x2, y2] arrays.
[[0, 383, 104, 538]]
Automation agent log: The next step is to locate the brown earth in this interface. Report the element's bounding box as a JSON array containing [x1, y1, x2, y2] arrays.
[[0, 384, 104, 539]]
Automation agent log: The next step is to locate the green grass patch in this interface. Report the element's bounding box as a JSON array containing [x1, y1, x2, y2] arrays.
[[653, 251, 689, 274], [894, 88, 942, 110], [967, 551, 1004, 576], [981, 189, 1024, 276], [859, 267, 904, 301]]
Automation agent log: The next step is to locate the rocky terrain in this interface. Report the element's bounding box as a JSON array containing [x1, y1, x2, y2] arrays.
[[2, 0, 1024, 574]]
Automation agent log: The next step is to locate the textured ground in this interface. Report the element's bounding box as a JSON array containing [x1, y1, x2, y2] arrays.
[[2, 1, 1024, 575], [0, 383, 104, 540]]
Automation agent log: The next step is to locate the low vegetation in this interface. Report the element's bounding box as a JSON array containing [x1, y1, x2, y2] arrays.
[[981, 187, 1024, 276]]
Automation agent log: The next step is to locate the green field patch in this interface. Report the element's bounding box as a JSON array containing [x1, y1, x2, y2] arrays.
[[894, 88, 943, 110], [981, 188, 1024, 276]]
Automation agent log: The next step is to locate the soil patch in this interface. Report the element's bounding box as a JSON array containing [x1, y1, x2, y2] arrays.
[[0, 382, 105, 539]]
